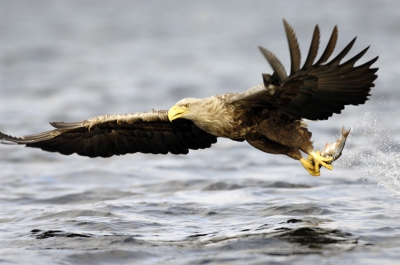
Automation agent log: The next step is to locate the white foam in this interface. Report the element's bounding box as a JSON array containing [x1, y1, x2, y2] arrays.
[[337, 98, 400, 199]]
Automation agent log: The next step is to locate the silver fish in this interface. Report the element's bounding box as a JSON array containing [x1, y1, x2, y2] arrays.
[[320, 126, 351, 162]]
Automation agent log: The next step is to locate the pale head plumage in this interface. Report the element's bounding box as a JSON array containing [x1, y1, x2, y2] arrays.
[[169, 98, 201, 121], [168, 96, 236, 137]]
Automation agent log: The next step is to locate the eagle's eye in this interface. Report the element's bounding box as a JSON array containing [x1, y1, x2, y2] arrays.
[[184, 104, 190, 108]]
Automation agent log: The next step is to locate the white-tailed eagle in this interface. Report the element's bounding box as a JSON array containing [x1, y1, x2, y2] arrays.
[[0, 20, 378, 176]]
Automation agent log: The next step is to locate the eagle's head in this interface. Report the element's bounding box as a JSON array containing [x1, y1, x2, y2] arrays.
[[168, 96, 234, 137], [168, 98, 202, 122]]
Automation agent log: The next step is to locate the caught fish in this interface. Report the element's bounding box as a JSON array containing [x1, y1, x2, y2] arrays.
[[320, 126, 351, 162]]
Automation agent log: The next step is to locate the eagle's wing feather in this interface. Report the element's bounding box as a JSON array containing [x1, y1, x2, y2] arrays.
[[302, 25, 320, 69], [0, 110, 217, 157], [231, 20, 378, 121], [277, 49, 378, 120], [283, 19, 301, 75], [315, 26, 338, 65]]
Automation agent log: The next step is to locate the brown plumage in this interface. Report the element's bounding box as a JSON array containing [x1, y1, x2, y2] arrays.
[[0, 110, 217, 158], [0, 20, 378, 176]]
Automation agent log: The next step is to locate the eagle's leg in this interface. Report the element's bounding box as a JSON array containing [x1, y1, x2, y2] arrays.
[[301, 151, 333, 176], [300, 157, 319, 176]]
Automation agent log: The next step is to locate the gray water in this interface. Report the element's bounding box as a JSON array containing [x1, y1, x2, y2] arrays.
[[1, 1, 400, 264]]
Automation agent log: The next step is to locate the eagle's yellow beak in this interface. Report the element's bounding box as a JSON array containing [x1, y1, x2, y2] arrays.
[[168, 105, 188, 122]]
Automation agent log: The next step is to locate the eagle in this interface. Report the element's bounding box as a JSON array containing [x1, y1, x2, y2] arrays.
[[0, 20, 378, 176]]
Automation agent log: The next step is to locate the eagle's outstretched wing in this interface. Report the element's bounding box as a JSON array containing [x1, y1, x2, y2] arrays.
[[230, 19, 378, 121], [0, 110, 217, 157]]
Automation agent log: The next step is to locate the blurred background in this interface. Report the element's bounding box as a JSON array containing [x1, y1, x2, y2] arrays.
[[0, 0, 394, 121]]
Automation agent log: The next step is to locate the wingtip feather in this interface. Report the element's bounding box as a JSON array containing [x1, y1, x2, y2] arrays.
[[283, 19, 301, 74], [302, 25, 320, 69], [315, 25, 338, 65], [258, 45, 287, 83]]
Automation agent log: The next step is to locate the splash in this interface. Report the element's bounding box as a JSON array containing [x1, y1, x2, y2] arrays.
[[338, 98, 400, 198]]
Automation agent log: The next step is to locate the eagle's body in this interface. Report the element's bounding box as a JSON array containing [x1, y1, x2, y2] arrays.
[[0, 20, 378, 176], [170, 90, 314, 162]]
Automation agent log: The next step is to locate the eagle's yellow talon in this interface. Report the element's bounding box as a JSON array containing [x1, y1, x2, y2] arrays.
[[300, 158, 320, 177], [310, 151, 333, 171], [301, 151, 334, 176]]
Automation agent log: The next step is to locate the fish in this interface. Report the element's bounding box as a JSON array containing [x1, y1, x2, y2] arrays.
[[320, 126, 351, 163]]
